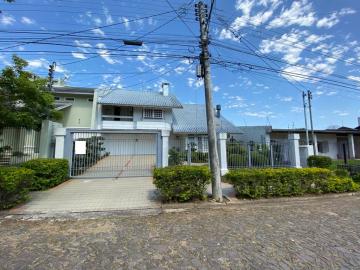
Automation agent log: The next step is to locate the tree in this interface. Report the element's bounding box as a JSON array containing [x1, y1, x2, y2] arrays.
[[0, 55, 61, 130]]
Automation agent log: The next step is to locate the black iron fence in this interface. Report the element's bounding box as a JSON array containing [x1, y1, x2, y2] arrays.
[[226, 141, 291, 169], [0, 127, 40, 166]]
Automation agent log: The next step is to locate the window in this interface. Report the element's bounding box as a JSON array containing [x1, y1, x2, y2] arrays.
[[54, 96, 60, 101], [143, 109, 163, 119], [102, 106, 133, 121], [317, 141, 329, 153], [88, 98, 93, 102], [65, 97, 75, 102]]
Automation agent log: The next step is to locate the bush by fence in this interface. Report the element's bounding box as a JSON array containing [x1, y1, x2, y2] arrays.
[[21, 158, 69, 190], [225, 168, 358, 199], [153, 166, 211, 202], [307, 155, 332, 169], [0, 167, 35, 209]]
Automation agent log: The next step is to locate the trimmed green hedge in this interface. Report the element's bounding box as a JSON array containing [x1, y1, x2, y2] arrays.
[[0, 167, 35, 209], [21, 158, 69, 190], [225, 168, 359, 199], [153, 166, 211, 202], [307, 155, 332, 168]]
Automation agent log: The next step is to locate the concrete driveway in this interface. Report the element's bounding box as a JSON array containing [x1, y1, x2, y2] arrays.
[[11, 177, 160, 214]]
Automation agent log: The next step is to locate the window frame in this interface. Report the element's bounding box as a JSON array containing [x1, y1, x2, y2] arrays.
[[65, 97, 75, 102], [143, 108, 163, 119]]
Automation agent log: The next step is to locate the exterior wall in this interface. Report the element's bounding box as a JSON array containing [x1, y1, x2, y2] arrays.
[[102, 133, 156, 155], [55, 93, 94, 128], [316, 134, 338, 159], [354, 135, 360, 159]]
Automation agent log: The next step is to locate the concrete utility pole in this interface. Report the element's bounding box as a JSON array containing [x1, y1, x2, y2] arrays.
[[196, 1, 222, 202], [302, 91, 310, 145], [307, 90, 317, 155]]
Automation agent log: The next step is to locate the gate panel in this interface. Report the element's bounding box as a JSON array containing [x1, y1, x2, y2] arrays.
[[70, 131, 157, 178]]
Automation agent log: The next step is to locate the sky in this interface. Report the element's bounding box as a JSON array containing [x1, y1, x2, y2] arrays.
[[1, 0, 360, 129]]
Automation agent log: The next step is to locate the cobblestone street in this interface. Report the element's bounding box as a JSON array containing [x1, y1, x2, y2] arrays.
[[1, 194, 360, 269]]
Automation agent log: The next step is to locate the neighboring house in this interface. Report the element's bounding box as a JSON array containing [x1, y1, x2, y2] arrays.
[[39, 83, 241, 177], [237, 125, 360, 161]]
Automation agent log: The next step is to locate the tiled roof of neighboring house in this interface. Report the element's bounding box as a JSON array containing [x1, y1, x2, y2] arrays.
[[98, 89, 183, 108], [52, 86, 94, 95], [172, 104, 242, 134], [272, 128, 360, 135]]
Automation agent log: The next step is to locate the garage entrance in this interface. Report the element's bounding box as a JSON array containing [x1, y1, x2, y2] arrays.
[[69, 131, 159, 178]]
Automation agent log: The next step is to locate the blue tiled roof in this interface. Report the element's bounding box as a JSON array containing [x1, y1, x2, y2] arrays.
[[98, 89, 182, 108], [172, 104, 242, 134]]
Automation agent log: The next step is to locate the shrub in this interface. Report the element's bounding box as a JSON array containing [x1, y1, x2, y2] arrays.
[[191, 151, 208, 163], [334, 169, 350, 178], [153, 166, 211, 202], [169, 148, 182, 166], [228, 154, 247, 167], [307, 155, 332, 168], [225, 168, 358, 199], [21, 158, 69, 190], [352, 173, 360, 184], [0, 167, 35, 209]]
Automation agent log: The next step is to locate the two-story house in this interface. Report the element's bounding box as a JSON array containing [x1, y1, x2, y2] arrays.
[[40, 83, 241, 178]]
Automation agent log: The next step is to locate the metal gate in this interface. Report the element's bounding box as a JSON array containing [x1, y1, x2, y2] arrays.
[[69, 130, 159, 178]]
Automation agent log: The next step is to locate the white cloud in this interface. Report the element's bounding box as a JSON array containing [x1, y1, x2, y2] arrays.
[[244, 111, 275, 118], [120, 16, 130, 29], [291, 106, 303, 113], [333, 110, 349, 117], [103, 7, 114, 24], [21, 16, 35, 25], [279, 96, 293, 102], [93, 17, 102, 26], [71, 52, 87, 59], [96, 43, 120, 65], [27, 58, 67, 73], [267, 0, 316, 29], [316, 8, 355, 29], [213, 85, 220, 92], [187, 77, 203, 88], [0, 14, 16, 25], [348, 75, 360, 83], [339, 8, 356, 16], [91, 28, 105, 36], [174, 66, 185, 75]]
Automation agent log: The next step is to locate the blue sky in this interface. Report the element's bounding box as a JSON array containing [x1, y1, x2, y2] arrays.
[[1, 0, 360, 129]]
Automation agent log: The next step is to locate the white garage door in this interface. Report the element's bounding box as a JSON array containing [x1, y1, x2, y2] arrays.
[[70, 132, 157, 178]]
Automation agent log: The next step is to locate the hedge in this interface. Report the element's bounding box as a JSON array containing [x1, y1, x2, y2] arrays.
[[153, 166, 211, 202], [307, 155, 332, 169], [225, 168, 359, 199], [21, 158, 69, 190], [0, 167, 35, 209]]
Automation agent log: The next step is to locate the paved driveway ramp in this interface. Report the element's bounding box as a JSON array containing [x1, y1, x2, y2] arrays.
[[12, 177, 160, 214]]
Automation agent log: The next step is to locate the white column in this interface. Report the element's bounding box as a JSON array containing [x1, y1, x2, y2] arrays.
[[289, 133, 301, 168], [161, 130, 170, 167], [348, 134, 355, 159], [23, 129, 36, 155], [218, 132, 228, 176], [54, 127, 66, 159], [90, 90, 98, 129]]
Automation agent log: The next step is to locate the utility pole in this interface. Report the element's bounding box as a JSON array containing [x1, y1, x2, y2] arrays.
[[302, 91, 310, 145], [307, 90, 317, 155], [195, 1, 222, 202], [48, 61, 56, 91]]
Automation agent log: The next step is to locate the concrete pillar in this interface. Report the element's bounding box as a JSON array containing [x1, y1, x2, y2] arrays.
[[312, 134, 318, 155], [299, 145, 314, 167], [348, 134, 355, 159], [54, 127, 66, 159], [218, 132, 228, 176], [289, 133, 301, 168], [161, 130, 170, 167], [39, 120, 53, 158], [91, 90, 98, 129]]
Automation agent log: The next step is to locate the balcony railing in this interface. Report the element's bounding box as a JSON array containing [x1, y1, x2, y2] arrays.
[[102, 115, 133, 121]]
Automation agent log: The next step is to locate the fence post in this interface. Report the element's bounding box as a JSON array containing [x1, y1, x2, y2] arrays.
[[288, 133, 301, 168], [270, 144, 274, 167], [218, 132, 228, 176], [54, 127, 67, 159], [187, 143, 191, 165], [161, 130, 170, 167], [247, 144, 252, 167]]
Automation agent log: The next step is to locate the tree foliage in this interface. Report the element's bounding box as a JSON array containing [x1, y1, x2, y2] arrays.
[[0, 55, 61, 130]]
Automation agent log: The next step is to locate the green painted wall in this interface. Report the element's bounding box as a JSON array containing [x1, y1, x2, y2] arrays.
[[55, 93, 94, 128]]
